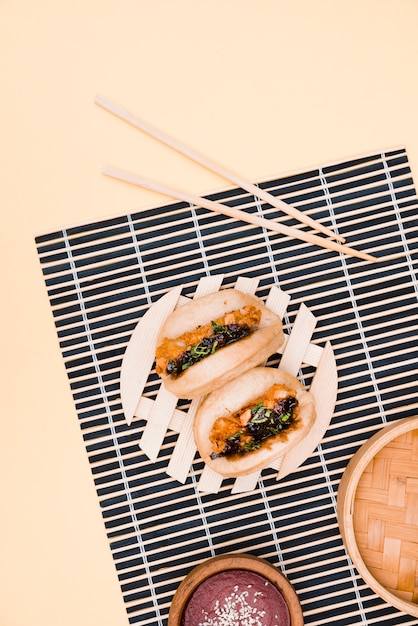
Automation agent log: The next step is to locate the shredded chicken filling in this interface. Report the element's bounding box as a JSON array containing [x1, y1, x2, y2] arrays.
[[155, 305, 261, 378], [209, 384, 298, 458]]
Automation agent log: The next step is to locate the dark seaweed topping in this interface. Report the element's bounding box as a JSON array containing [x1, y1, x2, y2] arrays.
[[222, 430, 245, 456], [166, 323, 251, 377], [210, 395, 298, 459]]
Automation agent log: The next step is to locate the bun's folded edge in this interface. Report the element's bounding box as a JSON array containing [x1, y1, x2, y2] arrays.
[[156, 289, 284, 399], [194, 367, 316, 477]]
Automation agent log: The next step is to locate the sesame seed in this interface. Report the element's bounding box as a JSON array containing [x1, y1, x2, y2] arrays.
[[197, 586, 268, 626]]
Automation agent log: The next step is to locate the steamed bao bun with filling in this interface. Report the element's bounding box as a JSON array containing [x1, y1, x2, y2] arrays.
[[155, 289, 284, 399], [194, 366, 316, 477]]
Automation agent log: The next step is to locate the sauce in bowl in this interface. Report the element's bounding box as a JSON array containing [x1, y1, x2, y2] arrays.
[[182, 569, 290, 626]]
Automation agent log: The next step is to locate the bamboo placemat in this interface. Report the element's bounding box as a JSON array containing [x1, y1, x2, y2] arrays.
[[35, 148, 418, 625]]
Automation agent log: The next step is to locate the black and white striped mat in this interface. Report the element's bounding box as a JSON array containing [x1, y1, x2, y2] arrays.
[[36, 148, 418, 625]]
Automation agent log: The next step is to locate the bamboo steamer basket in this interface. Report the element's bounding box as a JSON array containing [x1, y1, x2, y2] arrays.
[[337, 416, 418, 617]]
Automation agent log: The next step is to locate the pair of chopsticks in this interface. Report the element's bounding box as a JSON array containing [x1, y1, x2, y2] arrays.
[[95, 95, 376, 262]]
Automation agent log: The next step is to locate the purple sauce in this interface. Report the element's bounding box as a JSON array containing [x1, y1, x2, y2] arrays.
[[182, 569, 290, 626]]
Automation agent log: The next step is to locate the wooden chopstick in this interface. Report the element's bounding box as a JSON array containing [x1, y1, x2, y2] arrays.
[[103, 166, 376, 262], [95, 95, 345, 243]]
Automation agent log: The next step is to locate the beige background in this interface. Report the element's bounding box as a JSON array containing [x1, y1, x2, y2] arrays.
[[1, 1, 417, 625]]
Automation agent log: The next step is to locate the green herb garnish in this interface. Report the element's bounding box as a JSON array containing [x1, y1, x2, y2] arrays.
[[211, 320, 227, 333], [227, 430, 244, 441], [190, 343, 211, 357]]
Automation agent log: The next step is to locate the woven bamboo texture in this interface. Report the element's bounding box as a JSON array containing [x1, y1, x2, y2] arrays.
[[338, 417, 418, 617], [120, 277, 337, 493], [35, 148, 418, 626]]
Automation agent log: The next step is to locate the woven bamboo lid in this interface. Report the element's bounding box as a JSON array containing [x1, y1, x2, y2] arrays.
[[337, 416, 418, 617]]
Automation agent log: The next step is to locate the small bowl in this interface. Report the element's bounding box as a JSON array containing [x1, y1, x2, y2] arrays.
[[168, 553, 303, 625], [338, 416, 418, 617]]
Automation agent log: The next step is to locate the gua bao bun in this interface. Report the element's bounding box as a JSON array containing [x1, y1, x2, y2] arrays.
[[194, 366, 316, 477], [155, 289, 284, 399]]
